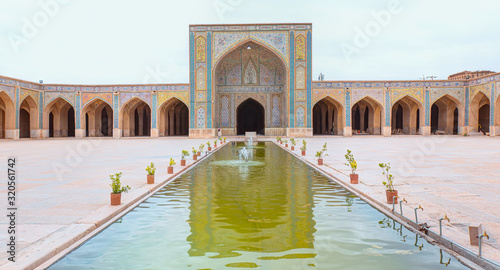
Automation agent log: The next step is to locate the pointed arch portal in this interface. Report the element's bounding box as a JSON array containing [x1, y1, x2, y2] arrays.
[[237, 99, 265, 135]]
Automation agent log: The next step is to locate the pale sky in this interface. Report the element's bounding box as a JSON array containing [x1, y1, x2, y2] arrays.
[[0, 0, 499, 84]]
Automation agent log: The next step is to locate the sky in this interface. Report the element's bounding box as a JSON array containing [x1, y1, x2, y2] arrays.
[[0, 0, 499, 84]]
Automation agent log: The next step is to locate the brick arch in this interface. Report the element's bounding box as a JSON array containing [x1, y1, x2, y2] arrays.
[[158, 97, 189, 136], [19, 95, 39, 138], [351, 96, 384, 135], [43, 97, 75, 137], [81, 98, 113, 137], [120, 97, 151, 137], [0, 91, 15, 138], [213, 38, 288, 72], [313, 96, 345, 135]]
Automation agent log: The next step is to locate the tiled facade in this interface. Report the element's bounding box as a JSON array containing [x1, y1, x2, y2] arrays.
[[1, 23, 499, 139]]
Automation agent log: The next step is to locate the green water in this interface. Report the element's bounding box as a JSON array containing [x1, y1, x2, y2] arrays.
[[50, 142, 467, 269]]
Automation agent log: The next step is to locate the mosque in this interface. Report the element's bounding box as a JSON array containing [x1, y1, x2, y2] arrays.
[[1, 23, 499, 139]]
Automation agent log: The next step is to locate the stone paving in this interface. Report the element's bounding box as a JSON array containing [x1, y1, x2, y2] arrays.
[[0, 136, 499, 269]]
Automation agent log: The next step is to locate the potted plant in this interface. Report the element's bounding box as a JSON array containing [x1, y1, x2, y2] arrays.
[[276, 136, 280, 142], [315, 143, 328, 165], [192, 147, 198, 160], [290, 138, 297, 151], [181, 150, 189, 166], [284, 139, 288, 148], [145, 162, 156, 184], [345, 149, 358, 184], [224, 137, 226, 143], [198, 143, 205, 156], [219, 137, 223, 144], [207, 141, 212, 151], [168, 158, 176, 174], [214, 139, 217, 148], [300, 140, 307, 156], [110, 172, 131, 205], [379, 163, 397, 204]]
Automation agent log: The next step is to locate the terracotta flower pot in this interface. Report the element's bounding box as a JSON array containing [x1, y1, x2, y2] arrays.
[[280, 141, 282, 144], [147, 174, 154, 184], [318, 159, 323, 165], [110, 193, 121, 205], [285, 144, 288, 148], [197, 151, 201, 156], [214, 144, 217, 148], [386, 190, 398, 204], [350, 174, 358, 184], [168, 166, 174, 174], [301, 150, 306, 156], [193, 154, 197, 160], [181, 159, 186, 166], [224, 139, 226, 143], [208, 146, 212, 151], [291, 146, 295, 151]]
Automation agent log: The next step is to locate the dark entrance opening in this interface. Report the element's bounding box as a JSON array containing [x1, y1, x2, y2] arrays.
[[395, 105, 403, 130], [453, 108, 458, 134], [68, 107, 75, 137], [101, 107, 109, 137], [85, 113, 89, 137], [237, 99, 264, 135], [431, 104, 439, 133], [49, 112, 54, 137], [478, 104, 490, 134], [20, 109, 30, 138]]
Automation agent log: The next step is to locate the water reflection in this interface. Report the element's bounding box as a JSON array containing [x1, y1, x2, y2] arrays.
[[187, 142, 316, 258], [49, 142, 469, 270]]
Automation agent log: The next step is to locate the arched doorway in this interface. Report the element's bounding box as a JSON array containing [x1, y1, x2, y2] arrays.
[[469, 91, 490, 134], [121, 98, 151, 137], [44, 98, 76, 138], [159, 98, 189, 136], [19, 96, 39, 138], [0, 91, 13, 139], [237, 99, 264, 135], [391, 96, 424, 135], [430, 95, 462, 135], [351, 97, 383, 135], [313, 97, 344, 135], [81, 99, 113, 137], [214, 40, 287, 136]]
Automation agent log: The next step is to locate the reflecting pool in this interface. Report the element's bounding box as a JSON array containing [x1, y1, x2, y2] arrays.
[[50, 142, 467, 269]]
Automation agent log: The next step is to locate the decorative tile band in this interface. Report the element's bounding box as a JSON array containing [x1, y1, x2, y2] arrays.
[[345, 91, 351, 127], [207, 32, 212, 129], [425, 89, 430, 126], [191, 24, 311, 32], [306, 31, 312, 128], [75, 94, 81, 129], [152, 93, 157, 129], [491, 83, 495, 127], [113, 94, 119, 129], [189, 32, 195, 129], [217, 85, 284, 93], [465, 87, 469, 126], [289, 31, 295, 128], [385, 90, 391, 127]]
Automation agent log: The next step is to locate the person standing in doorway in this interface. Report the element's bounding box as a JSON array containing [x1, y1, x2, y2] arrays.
[[217, 128, 222, 139]]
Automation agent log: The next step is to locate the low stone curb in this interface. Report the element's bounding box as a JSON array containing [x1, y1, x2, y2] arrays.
[[22, 143, 228, 270], [274, 141, 500, 270]]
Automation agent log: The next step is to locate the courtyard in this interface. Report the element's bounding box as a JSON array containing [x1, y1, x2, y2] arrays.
[[0, 135, 499, 269]]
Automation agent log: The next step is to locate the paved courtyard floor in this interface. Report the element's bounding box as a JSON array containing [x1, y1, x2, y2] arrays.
[[0, 135, 499, 269]]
